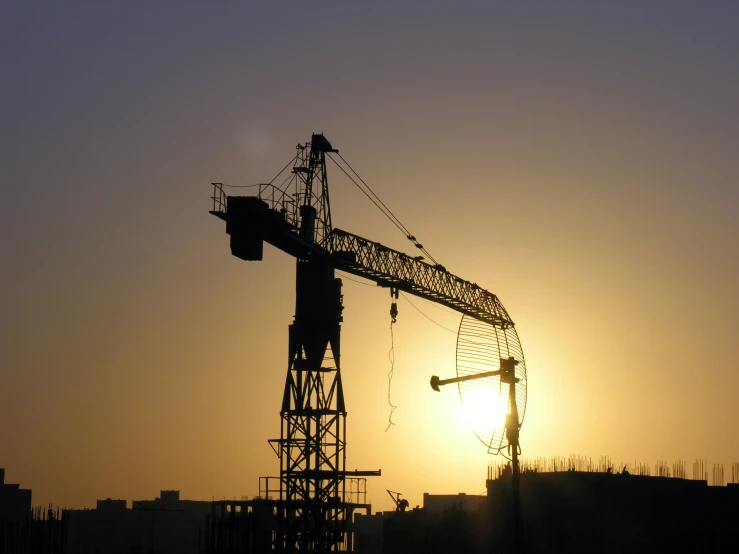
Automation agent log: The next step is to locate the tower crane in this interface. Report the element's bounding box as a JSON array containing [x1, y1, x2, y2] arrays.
[[386, 490, 409, 513], [209, 134, 525, 552]]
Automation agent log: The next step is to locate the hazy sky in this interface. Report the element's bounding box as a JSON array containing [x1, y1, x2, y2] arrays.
[[2, 2, 738, 510]]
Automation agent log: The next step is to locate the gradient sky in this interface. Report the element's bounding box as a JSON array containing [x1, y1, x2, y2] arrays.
[[2, 2, 738, 510]]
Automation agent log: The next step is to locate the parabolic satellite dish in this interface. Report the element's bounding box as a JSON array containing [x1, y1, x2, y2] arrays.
[[455, 314, 527, 455]]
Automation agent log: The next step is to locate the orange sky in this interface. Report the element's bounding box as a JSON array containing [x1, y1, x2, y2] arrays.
[[2, 3, 738, 510]]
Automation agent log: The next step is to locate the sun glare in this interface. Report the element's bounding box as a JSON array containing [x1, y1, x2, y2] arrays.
[[459, 383, 510, 452]]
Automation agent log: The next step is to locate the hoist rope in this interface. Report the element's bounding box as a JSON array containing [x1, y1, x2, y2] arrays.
[[386, 320, 397, 432], [336, 271, 375, 287], [337, 270, 399, 431], [400, 293, 481, 347], [400, 293, 459, 335], [337, 273, 463, 336], [339, 273, 488, 355]]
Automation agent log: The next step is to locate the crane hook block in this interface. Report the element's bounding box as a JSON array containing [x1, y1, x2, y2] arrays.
[[390, 287, 399, 322]]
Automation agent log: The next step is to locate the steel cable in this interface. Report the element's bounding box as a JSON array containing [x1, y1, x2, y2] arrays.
[[328, 154, 439, 265], [386, 320, 397, 431]]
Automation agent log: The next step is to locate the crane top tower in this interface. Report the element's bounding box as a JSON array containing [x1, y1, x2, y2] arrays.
[[210, 133, 527, 553]]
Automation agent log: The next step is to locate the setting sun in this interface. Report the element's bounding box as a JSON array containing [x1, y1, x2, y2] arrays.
[[458, 382, 510, 454]]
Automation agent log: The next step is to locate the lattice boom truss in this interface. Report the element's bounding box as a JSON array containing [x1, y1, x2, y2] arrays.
[[329, 229, 513, 328]]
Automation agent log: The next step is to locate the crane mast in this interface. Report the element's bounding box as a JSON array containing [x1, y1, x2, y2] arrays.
[[295, 133, 333, 246], [210, 134, 519, 552], [217, 135, 383, 552]]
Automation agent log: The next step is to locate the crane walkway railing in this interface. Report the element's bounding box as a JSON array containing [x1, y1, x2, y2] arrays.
[[210, 183, 299, 228], [256, 184, 298, 228], [210, 183, 227, 216]]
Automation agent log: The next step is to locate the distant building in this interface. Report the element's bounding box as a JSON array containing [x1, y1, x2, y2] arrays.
[[65, 498, 139, 554], [354, 510, 391, 553], [0, 468, 32, 523], [65, 490, 211, 554], [204, 499, 278, 553], [381, 503, 474, 554], [132, 490, 211, 554], [354, 493, 485, 553], [422, 492, 486, 515], [1, 470, 65, 554]]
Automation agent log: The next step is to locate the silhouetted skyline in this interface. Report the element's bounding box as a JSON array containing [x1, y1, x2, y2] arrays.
[[2, 2, 738, 510]]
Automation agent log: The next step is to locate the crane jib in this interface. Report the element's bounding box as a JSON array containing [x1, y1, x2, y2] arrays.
[[328, 229, 514, 329], [218, 193, 514, 329]]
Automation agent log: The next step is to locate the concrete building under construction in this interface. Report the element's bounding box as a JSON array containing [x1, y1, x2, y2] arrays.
[[370, 470, 739, 554]]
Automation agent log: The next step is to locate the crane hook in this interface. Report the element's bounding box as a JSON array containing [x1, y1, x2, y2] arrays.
[[390, 287, 399, 323]]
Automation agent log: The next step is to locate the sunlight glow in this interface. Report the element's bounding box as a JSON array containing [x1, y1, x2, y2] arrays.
[[459, 383, 510, 452]]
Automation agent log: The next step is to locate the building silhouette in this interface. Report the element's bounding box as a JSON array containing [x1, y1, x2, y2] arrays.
[[0, 468, 32, 523], [65, 490, 210, 554], [3, 465, 738, 553], [488, 470, 739, 553], [352, 492, 488, 554], [1, 469, 65, 554], [350, 470, 739, 554]]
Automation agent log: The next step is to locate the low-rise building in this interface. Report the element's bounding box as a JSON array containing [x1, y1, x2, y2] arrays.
[[0, 468, 32, 523], [65, 490, 211, 554], [422, 492, 486, 515]]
